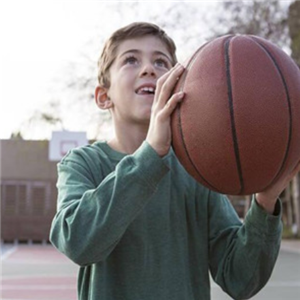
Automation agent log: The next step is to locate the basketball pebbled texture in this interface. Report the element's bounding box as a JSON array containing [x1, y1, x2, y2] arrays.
[[171, 35, 300, 195]]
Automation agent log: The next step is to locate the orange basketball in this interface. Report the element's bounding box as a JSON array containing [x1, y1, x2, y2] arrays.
[[171, 35, 300, 195]]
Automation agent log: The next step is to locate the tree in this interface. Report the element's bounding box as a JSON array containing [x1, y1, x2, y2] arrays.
[[20, 1, 292, 141], [212, 0, 290, 48], [288, 1, 300, 66], [11, 100, 64, 140], [15, 1, 299, 234], [287, 0, 300, 238], [21, 2, 212, 141]]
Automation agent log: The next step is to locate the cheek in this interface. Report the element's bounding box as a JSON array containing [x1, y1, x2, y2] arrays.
[[108, 68, 136, 98]]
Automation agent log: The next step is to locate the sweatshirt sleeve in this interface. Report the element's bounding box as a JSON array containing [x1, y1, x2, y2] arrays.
[[208, 192, 282, 300], [49, 141, 169, 266]]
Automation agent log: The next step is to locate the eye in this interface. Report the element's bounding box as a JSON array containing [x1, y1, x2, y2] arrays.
[[124, 55, 139, 65], [154, 57, 169, 69]]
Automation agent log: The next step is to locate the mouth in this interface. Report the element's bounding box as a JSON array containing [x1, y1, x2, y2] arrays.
[[135, 86, 156, 95]]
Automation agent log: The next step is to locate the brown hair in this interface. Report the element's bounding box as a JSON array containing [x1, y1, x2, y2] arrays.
[[97, 22, 177, 88]]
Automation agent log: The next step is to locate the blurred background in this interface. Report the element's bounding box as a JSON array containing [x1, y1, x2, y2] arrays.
[[0, 1, 299, 299], [1, 0, 299, 243]]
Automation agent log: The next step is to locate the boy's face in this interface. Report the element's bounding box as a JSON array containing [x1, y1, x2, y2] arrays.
[[105, 35, 173, 125]]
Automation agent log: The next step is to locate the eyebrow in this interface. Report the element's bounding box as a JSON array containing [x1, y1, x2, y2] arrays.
[[119, 49, 172, 64]]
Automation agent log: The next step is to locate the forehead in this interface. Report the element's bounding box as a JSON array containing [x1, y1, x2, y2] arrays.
[[115, 36, 171, 58]]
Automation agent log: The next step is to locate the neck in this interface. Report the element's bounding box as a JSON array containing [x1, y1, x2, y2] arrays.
[[108, 121, 149, 154]]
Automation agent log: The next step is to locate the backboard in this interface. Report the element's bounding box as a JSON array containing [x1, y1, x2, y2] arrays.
[[49, 131, 88, 161]]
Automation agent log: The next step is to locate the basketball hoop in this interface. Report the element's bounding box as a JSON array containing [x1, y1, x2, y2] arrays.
[[49, 131, 88, 161]]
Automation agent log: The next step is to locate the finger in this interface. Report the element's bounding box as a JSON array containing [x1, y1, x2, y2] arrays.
[[157, 91, 185, 121], [154, 63, 179, 99], [155, 64, 185, 108], [160, 64, 185, 101], [290, 160, 300, 178]]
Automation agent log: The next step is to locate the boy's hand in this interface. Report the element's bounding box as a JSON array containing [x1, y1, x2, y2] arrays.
[[146, 63, 185, 157], [256, 161, 300, 214]]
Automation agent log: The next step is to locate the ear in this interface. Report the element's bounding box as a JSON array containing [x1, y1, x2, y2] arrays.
[[95, 86, 113, 110]]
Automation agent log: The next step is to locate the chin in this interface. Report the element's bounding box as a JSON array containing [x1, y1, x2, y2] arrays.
[[139, 109, 152, 120], [140, 117, 151, 125]]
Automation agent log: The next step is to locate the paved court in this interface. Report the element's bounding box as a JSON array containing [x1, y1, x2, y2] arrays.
[[1, 244, 77, 300], [1, 240, 299, 300]]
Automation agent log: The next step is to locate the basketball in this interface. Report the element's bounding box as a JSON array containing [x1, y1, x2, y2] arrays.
[[171, 35, 300, 195]]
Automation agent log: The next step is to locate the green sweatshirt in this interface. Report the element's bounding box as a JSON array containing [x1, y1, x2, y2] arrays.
[[50, 141, 282, 300]]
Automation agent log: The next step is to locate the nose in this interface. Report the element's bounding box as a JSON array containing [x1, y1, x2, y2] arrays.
[[140, 61, 156, 77]]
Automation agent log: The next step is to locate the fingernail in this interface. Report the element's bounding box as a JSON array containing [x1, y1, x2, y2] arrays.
[[178, 91, 185, 97]]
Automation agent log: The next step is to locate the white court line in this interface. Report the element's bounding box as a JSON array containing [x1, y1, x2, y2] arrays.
[[211, 281, 300, 288], [0, 245, 18, 261], [2, 274, 76, 280], [1, 297, 73, 300]]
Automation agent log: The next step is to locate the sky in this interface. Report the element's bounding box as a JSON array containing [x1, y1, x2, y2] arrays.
[[0, 0, 109, 139], [0, 0, 293, 140], [0, 0, 210, 139]]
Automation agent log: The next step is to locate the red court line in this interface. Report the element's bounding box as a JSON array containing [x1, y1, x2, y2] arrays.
[[2, 276, 77, 300]]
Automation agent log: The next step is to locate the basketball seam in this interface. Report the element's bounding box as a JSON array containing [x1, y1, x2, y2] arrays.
[[225, 37, 244, 194], [249, 36, 293, 191], [175, 39, 230, 194], [177, 101, 222, 192]]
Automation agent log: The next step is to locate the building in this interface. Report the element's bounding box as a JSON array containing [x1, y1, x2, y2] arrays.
[[1, 139, 58, 242], [1, 139, 299, 242]]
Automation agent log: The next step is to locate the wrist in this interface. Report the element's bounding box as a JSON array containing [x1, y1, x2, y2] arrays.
[[255, 193, 277, 215], [145, 139, 169, 158]]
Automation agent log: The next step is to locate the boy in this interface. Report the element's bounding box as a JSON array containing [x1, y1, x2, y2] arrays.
[[50, 22, 300, 300]]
